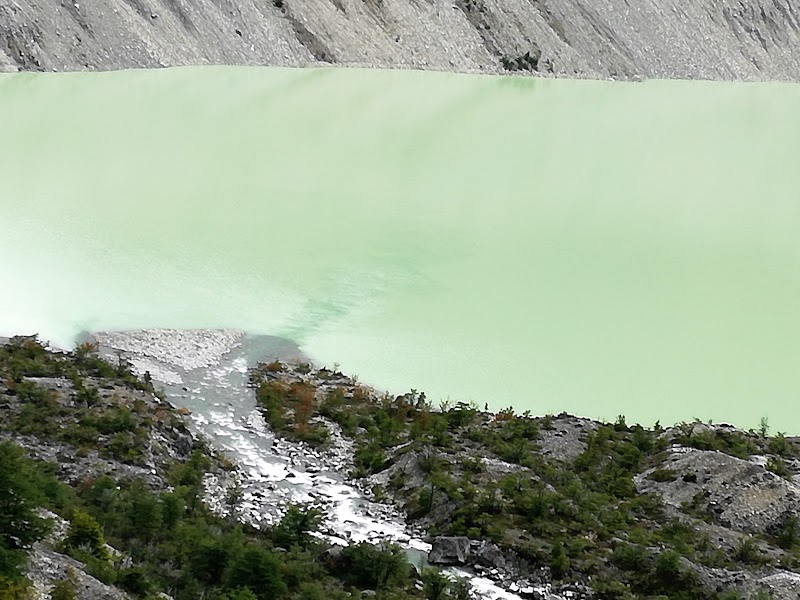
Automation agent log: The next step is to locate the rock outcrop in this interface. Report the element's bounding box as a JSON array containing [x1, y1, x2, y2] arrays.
[[636, 447, 800, 536], [428, 536, 471, 565], [8, 332, 800, 600], [3, 0, 800, 81], [26, 512, 130, 600]]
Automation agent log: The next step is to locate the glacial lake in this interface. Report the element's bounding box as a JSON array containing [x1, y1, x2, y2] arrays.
[[1, 66, 799, 432]]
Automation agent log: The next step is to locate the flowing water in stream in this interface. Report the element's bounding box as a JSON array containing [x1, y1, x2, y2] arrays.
[[91, 329, 534, 599]]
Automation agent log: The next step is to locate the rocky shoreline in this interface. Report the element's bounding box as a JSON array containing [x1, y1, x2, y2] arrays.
[[4, 329, 800, 600]]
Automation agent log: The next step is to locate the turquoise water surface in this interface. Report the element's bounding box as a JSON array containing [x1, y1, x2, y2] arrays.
[[2, 66, 799, 431]]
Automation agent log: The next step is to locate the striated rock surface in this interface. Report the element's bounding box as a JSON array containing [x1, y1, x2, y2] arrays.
[[3, 0, 800, 81]]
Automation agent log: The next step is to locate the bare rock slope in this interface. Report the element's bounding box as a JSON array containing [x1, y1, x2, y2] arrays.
[[2, 0, 800, 80]]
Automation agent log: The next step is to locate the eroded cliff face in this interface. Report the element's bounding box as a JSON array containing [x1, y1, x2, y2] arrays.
[[2, 0, 800, 80]]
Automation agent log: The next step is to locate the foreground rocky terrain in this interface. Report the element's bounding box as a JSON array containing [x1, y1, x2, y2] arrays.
[[248, 355, 800, 599], [2, 0, 800, 81], [4, 330, 800, 600]]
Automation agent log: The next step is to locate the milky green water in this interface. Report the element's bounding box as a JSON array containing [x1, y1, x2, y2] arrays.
[[2, 66, 799, 431]]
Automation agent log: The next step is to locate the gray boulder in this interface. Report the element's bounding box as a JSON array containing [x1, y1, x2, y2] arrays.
[[474, 542, 506, 569], [317, 546, 343, 570], [428, 536, 471, 565]]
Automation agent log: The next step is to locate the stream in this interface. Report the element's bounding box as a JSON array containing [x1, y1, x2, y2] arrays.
[[91, 329, 557, 600]]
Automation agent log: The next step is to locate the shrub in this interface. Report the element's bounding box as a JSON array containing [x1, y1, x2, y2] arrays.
[[95, 407, 137, 435], [220, 589, 259, 600], [0, 576, 31, 600], [444, 403, 479, 429], [732, 536, 765, 565], [775, 514, 799, 549], [256, 381, 288, 431], [117, 567, 152, 596], [272, 504, 323, 549], [297, 582, 325, 600], [768, 432, 794, 457], [648, 468, 677, 483], [0, 442, 49, 579], [767, 457, 791, 479], [336, 542, 410, 590], [611, 543, 648, 572], [549, 542, 570, 578], [49, 570, 78, 600], [64, 510, 110, 561], [224, 546, 287, 600], [353, 442, 386, 476], [422, 569, 451, 600]]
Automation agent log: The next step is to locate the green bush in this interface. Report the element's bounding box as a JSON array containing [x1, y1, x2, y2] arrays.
[[49, 571, 78, 600], [95, 407, 138, 435], [353, 442, 386, 477], [64, 510, 110, 561], [0, 576, 31, 600], [272, 504, 323, 549], [335, 542, 410, 590], [220, 589, 259, 600], [732, 537, 766, 566], [224, 546, 287, 600], [0, 442, 49, 580], [648, 468, 677, 482], [766, 457, 791, 479], [767, 433, 794, 457], [117, 567, 151, 596]]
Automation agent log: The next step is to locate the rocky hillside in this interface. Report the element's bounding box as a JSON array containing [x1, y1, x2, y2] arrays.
[[6, 332, 800, 600], [2, 0, 800, 80], [251, 359, 800, 599], [0, 335, 482, 600], [0, 335, 217, 599]]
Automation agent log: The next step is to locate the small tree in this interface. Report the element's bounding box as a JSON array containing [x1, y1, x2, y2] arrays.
[[224, 546, 287, 600], [49, 568, 78, 600], [220, 589, 258, 600], [758, 416, 770, 438], [422, 568, 450, 600], [160, 492, 184, 530], [291, 384, 316, 434], [225, 480, 244, 522], [272, 504, 322, 549], [550, 542, 570, 578], [337, 542, 410, 590], [64, 510, 109, 561], [0, 442, 48, 580]]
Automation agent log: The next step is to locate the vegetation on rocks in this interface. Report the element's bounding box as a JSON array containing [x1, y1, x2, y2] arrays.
[[249, 361, 800, 600], [0, 337, 473, 600], [3, 336, 800, 600]]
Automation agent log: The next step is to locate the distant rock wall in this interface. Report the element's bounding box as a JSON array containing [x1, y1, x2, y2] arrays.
[[2, 0, 800, 80]]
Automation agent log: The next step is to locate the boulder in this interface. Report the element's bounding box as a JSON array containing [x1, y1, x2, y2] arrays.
[[475, 542, 506, 569], [317, 546, 343, 570], [428, 536, 471, 565]]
